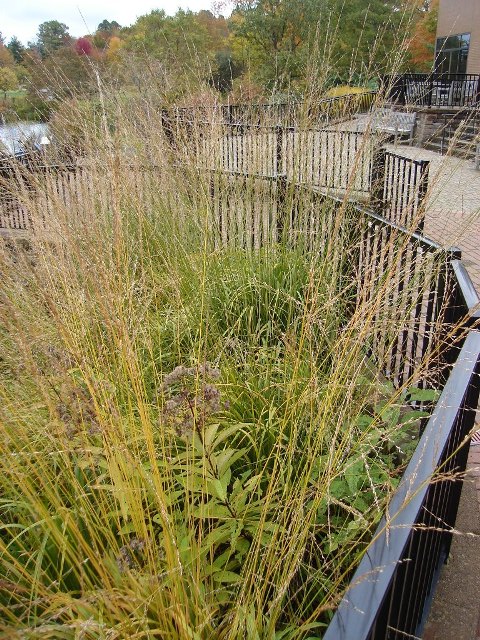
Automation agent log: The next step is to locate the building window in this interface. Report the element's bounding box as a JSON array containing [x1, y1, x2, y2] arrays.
[[435, 33, 470, 74]]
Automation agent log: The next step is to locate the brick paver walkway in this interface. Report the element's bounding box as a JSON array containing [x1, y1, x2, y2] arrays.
[[385, 144, 480, 294]]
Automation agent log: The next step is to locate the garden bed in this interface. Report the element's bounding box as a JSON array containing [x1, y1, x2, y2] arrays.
[[0, 216, 434, 638], [0, 103, 479, 638]]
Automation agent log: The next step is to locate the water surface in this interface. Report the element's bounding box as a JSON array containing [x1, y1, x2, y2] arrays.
[[0, 122, 49, 155]]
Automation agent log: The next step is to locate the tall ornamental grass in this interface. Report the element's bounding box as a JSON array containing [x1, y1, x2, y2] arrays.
[[0, 93, 449, 639]]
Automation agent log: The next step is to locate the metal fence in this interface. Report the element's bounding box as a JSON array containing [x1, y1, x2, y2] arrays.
[[166, 112, 430, 225], [324, 328, 480, 640], [428, 111, 480, 158], [1, 118, 430, 240], [171, 90, 377, 128], [384, 73, 480, 108], [1, 105, 478, 639], [371, 148, 430, 232], [0, 164, 83, 231], [201, 124, 374, 196], [0, 161, 186, 233]]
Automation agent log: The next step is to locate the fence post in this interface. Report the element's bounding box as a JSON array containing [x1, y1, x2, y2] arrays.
[[161, 108, 176, 148], [416, 159, 430, 233], [276, 175, 288, 241], [275, 125, 284, 177], [371, 145, 387, 213], [400, 75, 407, 106], [475, 77, 480, 106]]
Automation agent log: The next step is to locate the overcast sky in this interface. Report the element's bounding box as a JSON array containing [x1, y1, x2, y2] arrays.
[[1, 0, 227, 46]]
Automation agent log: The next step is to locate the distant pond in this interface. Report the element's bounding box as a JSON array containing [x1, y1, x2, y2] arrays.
[[0, 122, 49, 155]]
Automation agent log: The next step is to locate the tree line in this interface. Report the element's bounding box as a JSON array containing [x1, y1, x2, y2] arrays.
[[0, 0, 438, 119]]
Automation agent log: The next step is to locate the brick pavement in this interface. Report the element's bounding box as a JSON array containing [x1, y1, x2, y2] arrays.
[[385, 144, 480, 294]]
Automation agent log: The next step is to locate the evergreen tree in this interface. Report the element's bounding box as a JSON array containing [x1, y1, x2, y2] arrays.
[[7, 36, 25, 63], [36, 21, 71, 59]]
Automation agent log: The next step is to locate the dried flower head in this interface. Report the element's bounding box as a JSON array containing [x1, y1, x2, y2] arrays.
[[160, 361, 223, 437], [116, 537, 147, 573]]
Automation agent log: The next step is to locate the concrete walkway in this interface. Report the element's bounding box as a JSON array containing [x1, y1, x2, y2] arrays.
[[423, 452, 480, 640]]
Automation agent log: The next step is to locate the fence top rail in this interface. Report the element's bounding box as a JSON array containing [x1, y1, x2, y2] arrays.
[[383, 149, 429, 168], [224, 90, 378, 110], [451, 259, 480, 318], [325, 194, 441, 250], [222, 123, 366, 135], [168, 117, 371, 137], [323, 329, 480, 640], [208, 168, 286, 181], [173, 90, 378, 114], [384, 73, 480, 81]]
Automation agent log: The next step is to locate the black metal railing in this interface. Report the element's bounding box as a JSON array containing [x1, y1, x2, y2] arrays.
[[371, 148, 430, 231], [384, 73, 480, 108], [163, 110, 431, 227], [0, 163, 88, 231], [201, 124, 374, 196], [1, 117, 430, 238], [432, 111, 480, 157], [323, 330, 480, 640], [171, 90, 377, 128]]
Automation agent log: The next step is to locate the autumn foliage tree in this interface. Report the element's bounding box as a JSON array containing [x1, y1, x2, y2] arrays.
[[75, 37, 94, 57], [0, 2, 439, 116], [406, 0, 438, 71]]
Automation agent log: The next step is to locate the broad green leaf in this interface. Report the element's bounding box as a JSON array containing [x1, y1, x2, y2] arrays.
[[232, 536, 250, 556], [399, 410, 429, 425], [352, 495, 369, 511], [204, 423, 220, 450], [329, 478, 349, 500], [344, 459, 364, 495], [232, 487, 249, 511], [356, 414, 374, 429], [214, 448, 248, 476], [202, 523, 235, 550], [191, 502, 232, 520], [210, 422, 246, 450], [210, 478, 227, 502], [406, 387, 440, 402], [220, 466, 232, 495], [212, 570, 241, 583], [192, 432, 204, 454]]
